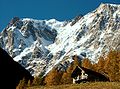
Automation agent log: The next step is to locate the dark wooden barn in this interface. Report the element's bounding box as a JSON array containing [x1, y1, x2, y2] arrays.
[[71, 66, 109, 83]]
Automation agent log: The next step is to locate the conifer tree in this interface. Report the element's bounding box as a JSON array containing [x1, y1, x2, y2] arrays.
[[61, 63, 74, 84], [97, 56, 105, 73], [104, 50, 120, 81], [32, 76, 41, 86], [73, 55, 81, 67], [82, 58, 92, 69], [16, 78, 26, 89], [92, 63, 98, 71], [44, 68, 63, 85], [27, 80, 31, 87], [61, 72, 73, 84]]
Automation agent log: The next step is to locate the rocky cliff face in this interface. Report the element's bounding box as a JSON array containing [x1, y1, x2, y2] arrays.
[[0, 3, 120, 76], [0, 18, 65, 76]]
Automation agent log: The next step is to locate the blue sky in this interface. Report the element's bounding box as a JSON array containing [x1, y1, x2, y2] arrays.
[[0, 0, 120, 31]]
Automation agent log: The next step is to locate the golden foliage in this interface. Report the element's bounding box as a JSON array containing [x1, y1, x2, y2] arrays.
[[32, 76, 41, 86], [44, 68, 63, 86], [73, 55, 81, 67], [16, 78, 26, 89], [96, 56, 105, 73], [61, 72, 73, 84], [26, 50, 120, 88], [61, 64, 74, 84], [104, 50, 120, 81], [82, 58, 92, 69]]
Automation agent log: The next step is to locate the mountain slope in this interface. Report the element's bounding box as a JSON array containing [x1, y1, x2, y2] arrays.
[[49, 3, 120, 61], [0, 3, 120, 76], [45, 3, 120, 74], [0, 47, 33, 89], [0, 18, 65, 76]]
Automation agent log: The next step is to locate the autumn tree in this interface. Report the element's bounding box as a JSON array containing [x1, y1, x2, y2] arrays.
[[16, 78, 26, 89], [32, 76, 41, 86], [96, 56, 105, 73], [27, 80, 31, 87], [82, 58, 92, 69], [61, 63, 74, 84], [92, 63, 98, 71], [44, 68, 63, 85], [72, 55, 81, 67], [104, 50, 120, 81]]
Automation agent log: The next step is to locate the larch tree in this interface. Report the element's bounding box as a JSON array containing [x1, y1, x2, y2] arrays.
[[97, 56, 105, 73], [32, 76, 41, 86], [82, 58, 92, 69], [104, 50, 120, 81], [16, 78, 26, 89], [61, 63, 74, 84], [44, 68, 63, 85], [73, 55, 81, 67]]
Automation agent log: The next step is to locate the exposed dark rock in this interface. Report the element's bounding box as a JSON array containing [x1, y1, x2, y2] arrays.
[[0, 47, 33, 89], [9, 17, 20, 26], [70, 15, 83, 26]]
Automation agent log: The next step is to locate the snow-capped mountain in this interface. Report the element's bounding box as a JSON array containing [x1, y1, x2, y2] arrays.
[[0, 17, 65, 76], [0, 3, 120, 76]]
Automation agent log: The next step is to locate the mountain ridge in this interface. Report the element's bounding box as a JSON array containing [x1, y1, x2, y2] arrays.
[[0, 3, 120, 76]]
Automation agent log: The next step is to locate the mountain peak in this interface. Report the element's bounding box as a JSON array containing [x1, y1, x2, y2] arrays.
[[0, 3, 120, 76], [96, 3, 120, 13]]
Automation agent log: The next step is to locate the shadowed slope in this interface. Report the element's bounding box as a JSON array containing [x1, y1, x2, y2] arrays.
[[0, 47, 33, 89]]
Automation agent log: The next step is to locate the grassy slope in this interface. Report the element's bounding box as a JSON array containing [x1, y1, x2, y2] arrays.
[[27, 82, 120, 89]]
